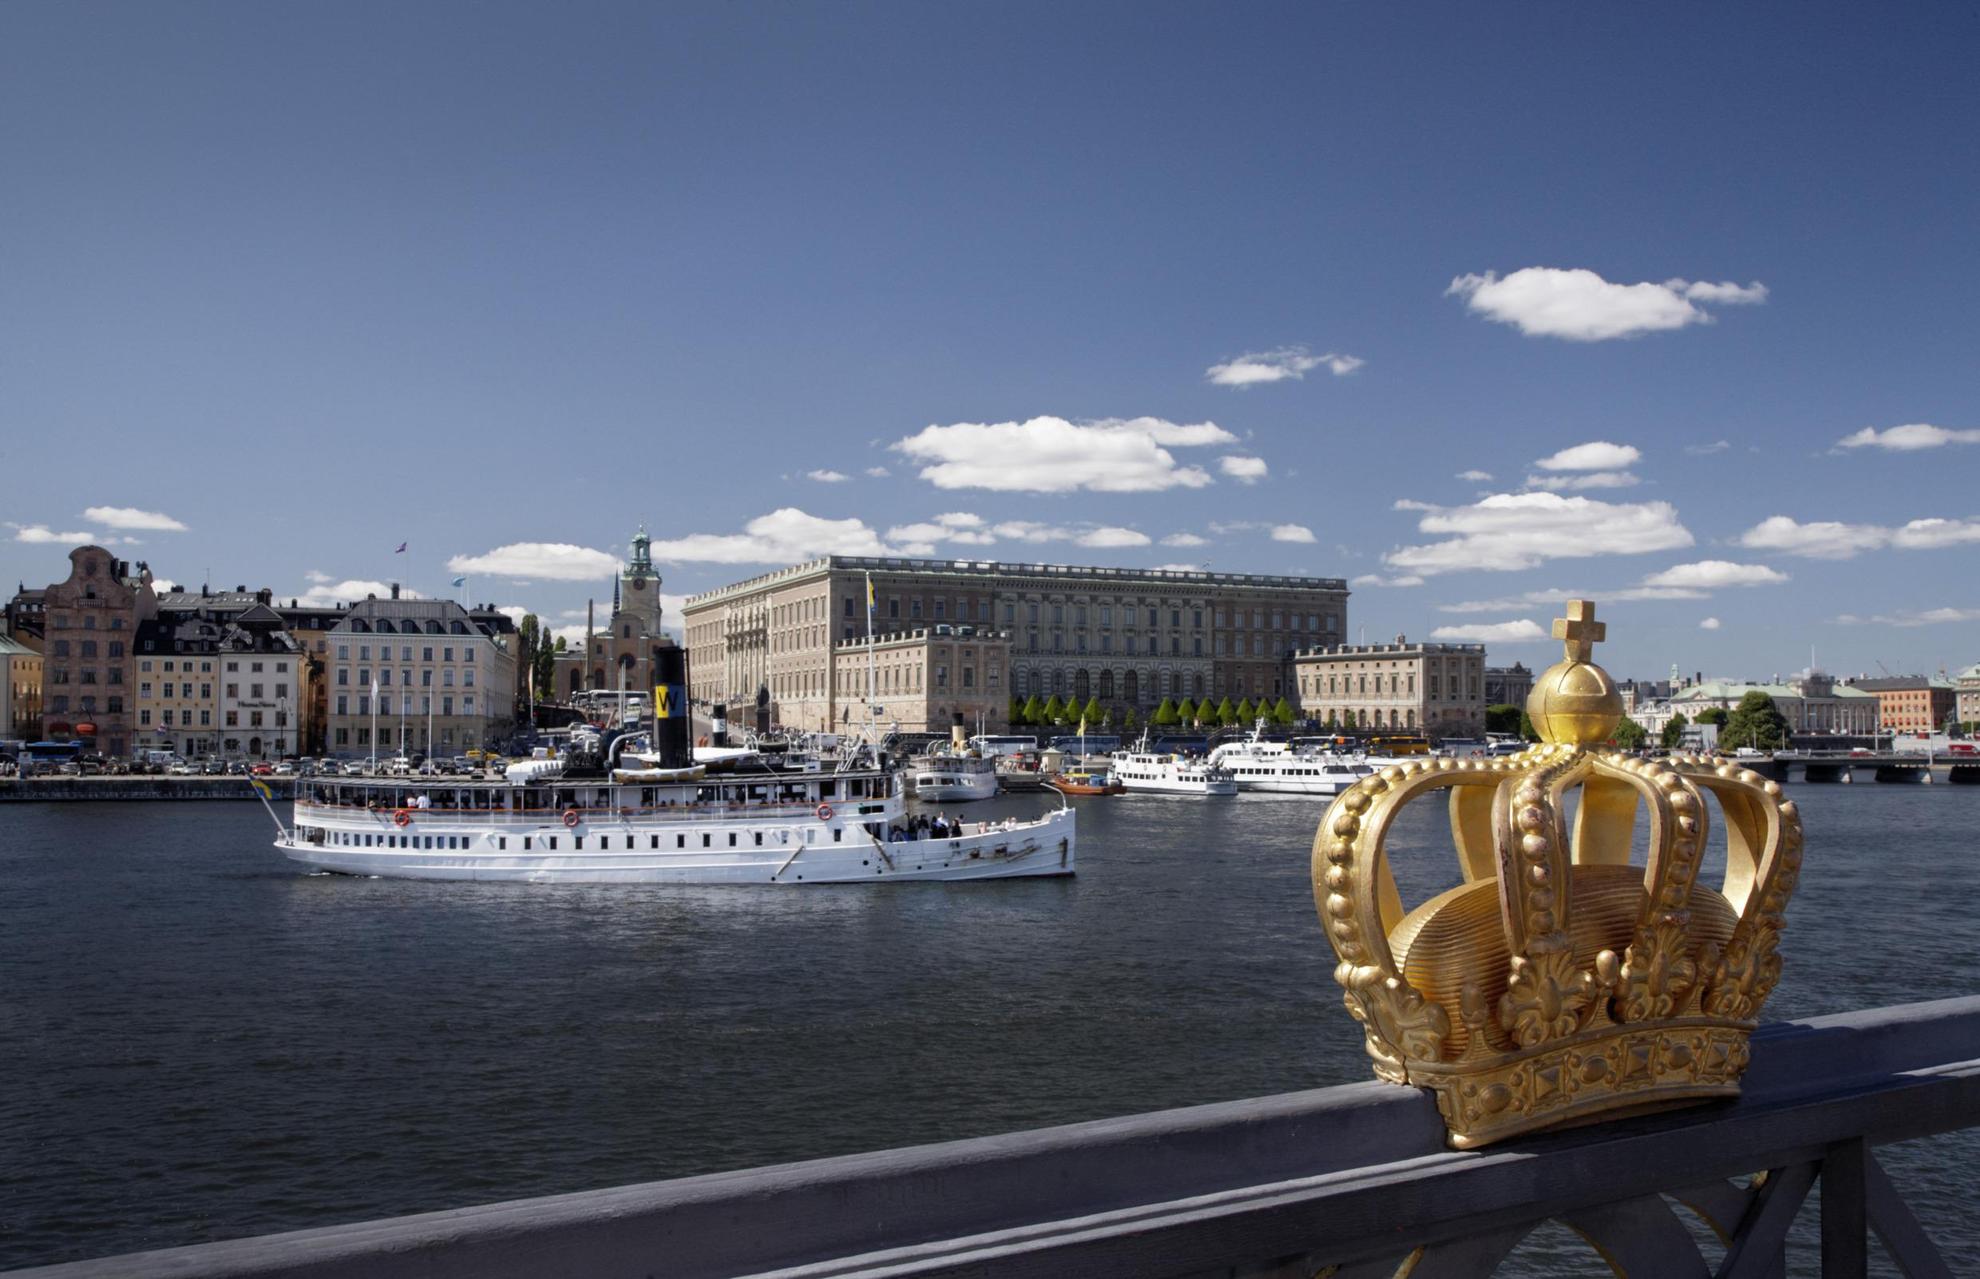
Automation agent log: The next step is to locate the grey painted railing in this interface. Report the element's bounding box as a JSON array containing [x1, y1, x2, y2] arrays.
[[13, 997, 1980, 1278]]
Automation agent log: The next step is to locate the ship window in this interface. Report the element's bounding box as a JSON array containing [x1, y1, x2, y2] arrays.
[[498, 838, 506, 850], [678, 835, 686, 848], [548, 837, 557, 849], [754, 832, 763, 845], [650, 836, 659, 849], [728, 833, 737, 846], [833, 829, 842, 842], [702, 834, 711, 847], [575, 837, 584, 849], [523, 837, 532, 850]]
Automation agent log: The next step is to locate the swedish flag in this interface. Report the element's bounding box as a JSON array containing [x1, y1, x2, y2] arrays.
[[250, 778, 274, 801], [865, 575, 876, 618]]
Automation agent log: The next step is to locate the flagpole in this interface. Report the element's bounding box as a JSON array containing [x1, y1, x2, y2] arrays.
[[369, 677, 379, 771]]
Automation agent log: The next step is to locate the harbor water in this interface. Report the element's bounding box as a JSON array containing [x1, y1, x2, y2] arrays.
[[1, 782, 1975, 1271]]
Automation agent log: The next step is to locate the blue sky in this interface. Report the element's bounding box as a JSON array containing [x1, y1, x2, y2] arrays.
[[3, 3, 1976, 678]]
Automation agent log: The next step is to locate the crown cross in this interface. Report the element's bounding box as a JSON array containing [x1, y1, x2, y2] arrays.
[[1553, 600, 1606, 663]]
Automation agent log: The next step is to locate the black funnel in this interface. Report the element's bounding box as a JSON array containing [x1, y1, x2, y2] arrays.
[[652, 644, 692, 769]]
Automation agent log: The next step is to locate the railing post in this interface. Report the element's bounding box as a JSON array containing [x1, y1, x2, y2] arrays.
[[1820, 1139, 1867, 1279]]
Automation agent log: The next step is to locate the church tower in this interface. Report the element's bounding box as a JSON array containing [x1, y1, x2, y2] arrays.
[[618, 524, 662, 635]]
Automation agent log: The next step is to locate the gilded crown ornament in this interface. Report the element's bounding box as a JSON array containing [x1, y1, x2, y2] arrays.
[[1311, 601, 1804, 1147]]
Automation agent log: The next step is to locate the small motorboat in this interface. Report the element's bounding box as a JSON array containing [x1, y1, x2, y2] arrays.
[[1047, 769, 1123, 796]]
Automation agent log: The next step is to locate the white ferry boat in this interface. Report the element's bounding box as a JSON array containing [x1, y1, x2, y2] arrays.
[[1205, 723, 1373, 796], [1109, 747, 1238, 796], [272, 655, 1071, 884], [910, 750, 1000, 802]]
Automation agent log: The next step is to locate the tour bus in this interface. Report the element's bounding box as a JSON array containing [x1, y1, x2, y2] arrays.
[[1362, 734, 1432, 758]]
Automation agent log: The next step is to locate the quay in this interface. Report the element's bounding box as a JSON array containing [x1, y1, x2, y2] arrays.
[[0, 777, 295, 802], [1734, 753, 1980, 785], [9, 997, 1977, 1277]]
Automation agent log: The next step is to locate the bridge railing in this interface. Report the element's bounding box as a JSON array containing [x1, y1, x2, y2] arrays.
[[12, 997, 1980, 1278]]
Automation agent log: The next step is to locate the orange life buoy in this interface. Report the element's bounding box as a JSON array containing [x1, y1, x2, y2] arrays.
[[562, 808, 581, 829], [393, 808, 411, 828], [815, 803, 834, 821]]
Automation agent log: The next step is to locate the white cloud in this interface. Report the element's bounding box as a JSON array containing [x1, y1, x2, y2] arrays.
[[1835, 424, 1980, 452], [494, 605, 530, 627], [1534, 441, 1643, 472], [884, 512, 997, 547], [1699, 617, 1722, 630], [1836, 607, 1980, 628], [1456, 470, 1493, 482], [1684, 440, 1731, 456], [1735, 515, 1980, 560], [549, 624, 589, 647], [805, 469, 850, 483], [1150, 562, 1207, 572], [1271, 523, 1318, 544], [1447, 268, 1766, 341], [295, 578, 413, 608], [1219, 455, 1269, 484], [645, 509, 902, 564], [892, 416, 1232, 492], [1162, 532, 1209, 547], [1350, 573, 1424, 588], [81, 506, 187, 531], [1639, 560, 1788, 589], [1205, 345, 1363, 387], [448, 542, 621, 580], [1385, 492, 1693, 576], [864, 466, 891, 478], [10, 524, 97, 544], [1076, 526, 1152, 548], [304, 570, 334, 584], [1429, 619, 1550, 643], [1524, 470, 1640, 492]]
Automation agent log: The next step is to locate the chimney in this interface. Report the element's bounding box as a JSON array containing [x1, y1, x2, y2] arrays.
[[391, 583, 400, 600]]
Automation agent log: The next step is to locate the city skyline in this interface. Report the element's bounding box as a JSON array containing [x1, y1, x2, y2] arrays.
[[3, 4, 1976, 679]]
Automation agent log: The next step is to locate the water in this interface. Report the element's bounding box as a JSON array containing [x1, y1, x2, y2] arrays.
[[1, 782, 1975, 1271]]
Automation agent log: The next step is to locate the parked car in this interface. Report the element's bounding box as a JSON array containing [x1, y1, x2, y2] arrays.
[[342, 761, 368, 777], [272, 761, 295, 776], [249, 761, 275, 776], [167, 762, 197, 776]]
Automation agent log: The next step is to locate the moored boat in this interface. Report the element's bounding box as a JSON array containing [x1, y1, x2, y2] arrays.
[[271, 648, 1072, 884], [1110, 739, 1238, 795], [1206, 721, 1374, 796]]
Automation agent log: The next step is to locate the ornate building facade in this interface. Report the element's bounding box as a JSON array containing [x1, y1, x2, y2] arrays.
[[829, 627, 1012, 733], [1292, 636, 1487, 736], [684, 556, 1348, 732], [40, 546, 158, 757]]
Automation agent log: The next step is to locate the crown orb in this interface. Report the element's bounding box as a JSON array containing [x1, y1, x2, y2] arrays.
[[1525, 657, 1624, 746]]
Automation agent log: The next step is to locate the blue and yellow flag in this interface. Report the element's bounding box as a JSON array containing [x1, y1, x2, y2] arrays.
[[865, 574, 875, 618], [250, 778, 274, 801]]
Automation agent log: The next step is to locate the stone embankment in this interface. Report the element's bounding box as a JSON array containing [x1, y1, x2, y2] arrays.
[[0, 777, 296, 802]]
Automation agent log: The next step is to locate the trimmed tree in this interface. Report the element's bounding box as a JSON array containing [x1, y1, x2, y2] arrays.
[[1008, 697, 1028, 727], [1175, 697, 1197, 725], [1485, 703, 1523, 736], [1041, 694, 1064, 725], [1234, 697, 1256, 724], [1119, 705, 1138, 733], [1660, 710, 1689, 751], [1152, 697, 1180, 726], [1214, 696, 1237, 726], [1080, 696, 1102, 726], [1342, 709, 1358, 730], [1271, 696, 1296, 726], [1021, 695, 1045, 726]]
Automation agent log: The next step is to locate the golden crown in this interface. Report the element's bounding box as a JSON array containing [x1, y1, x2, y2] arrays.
[[1311, 601, 1804, 1147]]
